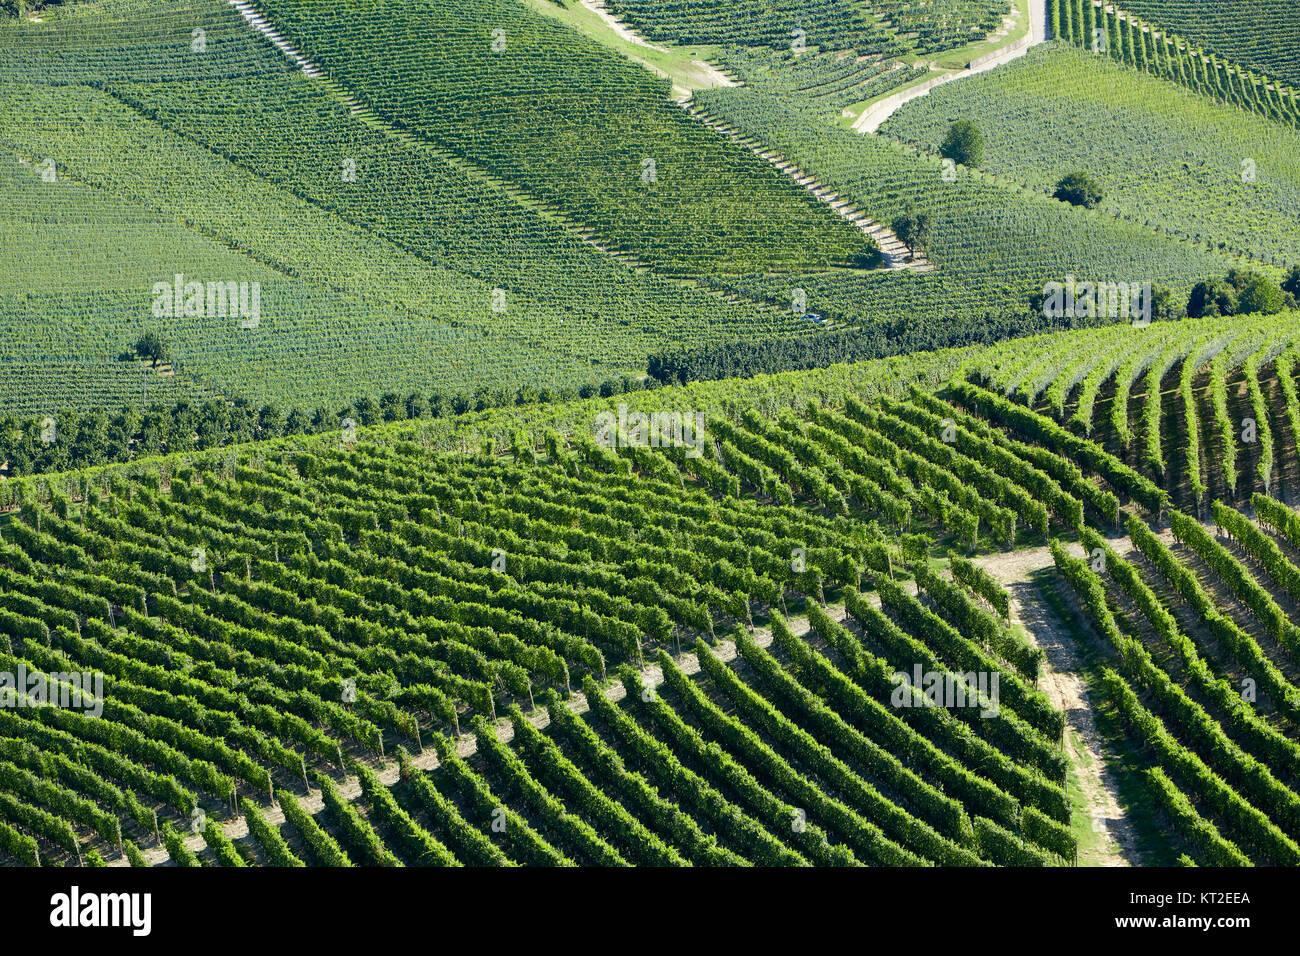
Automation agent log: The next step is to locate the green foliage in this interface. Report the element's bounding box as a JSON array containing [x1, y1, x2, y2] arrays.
[[253, 0, 873, 277], [939, 119, 985, 167], [1117, 0, 1300, 86], [1053, 170, 1104, 208], [882, 44, 1300, 264], [134, 332, 169, 369], [601, 0, 1003, 54], [1056, 1, 1300, 127]]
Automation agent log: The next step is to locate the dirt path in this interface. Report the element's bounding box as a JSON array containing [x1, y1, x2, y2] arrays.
[[579, 0, 737, 90], [970, 539, 1143, 866], [853, 0, 1047, 133], [581, 0, 667, 51], [229, 0, 321, 77], [116, 520, 1195, 868], [681, 103, 932, 271]]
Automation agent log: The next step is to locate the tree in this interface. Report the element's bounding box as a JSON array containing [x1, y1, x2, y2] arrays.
[[257, 404, 285, 438], [1225, 266, 1255, 291], [939, 120, 983, 168], [352, 395, 379, 426], [134, 331, 169, 367], [1150, 284, 1183, 321], [310, 406, 337, 432], [397, 392, 422, 420], [890, 210, 931, 260], [379, 392, 403, 422], [281, 407, 306, 435], [1187, 277, 1238, 317], [1281, 265, 1300, 298], [1053, 171, 1104, 208], [1237, 274, 1287, 315]]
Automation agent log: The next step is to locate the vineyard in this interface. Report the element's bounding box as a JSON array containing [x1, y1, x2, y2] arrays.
[[600, 0, 1008, 55], [0, 0, 847, 415], [247, 0, 876, 276], [2, 0, 1299, 886], [1052, 1, 1300, 129], [713, 46, 930, 113], [0, 311, 1299, 867], [879, 44, 1300, 267], [1111, 0, 1300, 87], [689, 86, 1236, 330]]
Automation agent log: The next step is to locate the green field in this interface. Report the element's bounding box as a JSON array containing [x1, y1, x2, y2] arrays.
[[692, 85, 1240, 327], [1117, 0, 1300, 86], [251, 0, 875, 276], [880, 43, 1300, 266], [0, 0, 834, 413], [601, 0, 1007, 54], [4, 0, 1300, 884], [4, 312, 1300, 870]]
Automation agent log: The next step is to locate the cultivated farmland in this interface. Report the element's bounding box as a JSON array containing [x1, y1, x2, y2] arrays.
[[1, 0, 1298, 897]]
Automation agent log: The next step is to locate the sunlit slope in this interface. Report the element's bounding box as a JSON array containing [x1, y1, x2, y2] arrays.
[[880, 44, 1300, 266], [250, 0, 878, 275]]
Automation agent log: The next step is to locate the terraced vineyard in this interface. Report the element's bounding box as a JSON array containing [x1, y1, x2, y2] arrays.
[[714, 46, 929, 112], [249, 0, 876, 276], [1051, 1, 1300, 129], [1115, 0, 1300, 87], [688, 87, 1236, 330], [880, 44, 1300, 266], [3, 0, 1299, 896], [0, 0, 844, 414], [601, 0, 1007, 55], [2, 312, 1300, 868]]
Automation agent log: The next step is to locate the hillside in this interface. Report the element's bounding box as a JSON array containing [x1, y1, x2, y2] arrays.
[[1118, 0, 1300, 86], [880, 43, 1300, 266], [0, 0, 842, 413], [2, 0, 1300, 914], [3, 312, 1300, 872], [250, 0, 877, 276]]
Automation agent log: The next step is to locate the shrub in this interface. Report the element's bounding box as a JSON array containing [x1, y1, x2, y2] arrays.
[[1052, 171, 1103, 208], [939, 119, 984, 167]]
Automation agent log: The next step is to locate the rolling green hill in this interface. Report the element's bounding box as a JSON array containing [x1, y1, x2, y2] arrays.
[[601, 0, 1008, 54], [5, 312, 1300, 868], [0, 0, 832, 413], [880, 43, 1300, 266], [691, 86, 1240, 328], [1117, 0, 1300, 86], [251, 0, 877, 276]]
